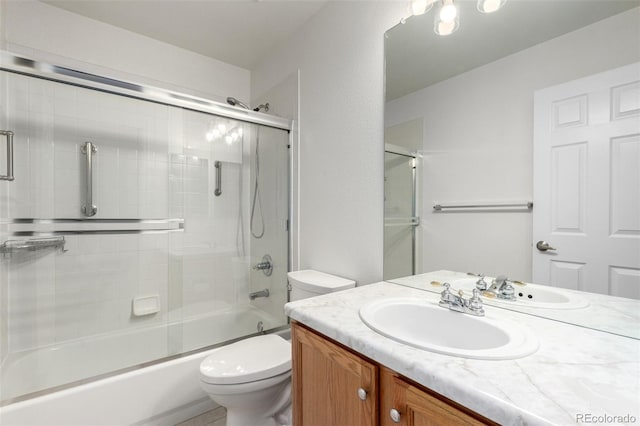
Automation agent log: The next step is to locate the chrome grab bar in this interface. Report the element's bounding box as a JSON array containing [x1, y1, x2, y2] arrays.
[[81, 141, 98, 217], [214, 160, 222, 196], [433, 202, 533, 211], [0, 130, 14, 181]]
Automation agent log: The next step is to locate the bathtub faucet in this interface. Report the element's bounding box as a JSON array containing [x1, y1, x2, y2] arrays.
[[249, 288, 270, 300]]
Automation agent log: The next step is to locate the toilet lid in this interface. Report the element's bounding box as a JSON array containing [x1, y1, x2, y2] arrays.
[[200, 335, 291, 385]]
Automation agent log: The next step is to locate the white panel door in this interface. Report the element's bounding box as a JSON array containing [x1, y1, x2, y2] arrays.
[[533, 63, 640, 298]]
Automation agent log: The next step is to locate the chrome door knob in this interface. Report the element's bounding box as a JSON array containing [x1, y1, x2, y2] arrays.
[[357, 388, 367, 401], [536, 241, 556, 251], [390, 408, 401, 423]]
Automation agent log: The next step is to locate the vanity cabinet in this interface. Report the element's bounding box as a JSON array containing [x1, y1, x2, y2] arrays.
[[380, 367, 491, 426], [292, 322, 495, 426], [292, 321, 378, 425]]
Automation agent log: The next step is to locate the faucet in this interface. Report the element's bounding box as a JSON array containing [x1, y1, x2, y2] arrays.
[[249, 288, 270, 300], [253, 254, 273, 276], [487, 275, 517, 300], [439, 283, 485, 316]]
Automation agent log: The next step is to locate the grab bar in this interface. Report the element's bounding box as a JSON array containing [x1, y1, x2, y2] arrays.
[[81, 141, 97, 217], [433, 202, 533, 211], [214, 160, 222, 196], [0, 130, 14, 181], [4, 218, 185, 237]]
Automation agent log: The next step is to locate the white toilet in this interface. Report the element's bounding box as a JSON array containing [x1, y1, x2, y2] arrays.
[[199, 270, 356, 426]]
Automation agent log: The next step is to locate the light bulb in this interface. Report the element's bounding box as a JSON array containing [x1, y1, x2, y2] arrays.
[[225, 135, 233, 145], [439, 0, 457, 23], [206, 131, 214, 142], [477, 0, 506, 13], [434, 12, 459, 36], [217, 123, 227, 133], [409, 0, 433, 15]]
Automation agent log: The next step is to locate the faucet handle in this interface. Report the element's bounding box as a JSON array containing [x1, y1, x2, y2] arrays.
[[466, 288, 485, 316], [475, 276, 488, 290]]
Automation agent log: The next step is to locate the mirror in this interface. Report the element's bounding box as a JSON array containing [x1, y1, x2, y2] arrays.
[[383, 0, 640, 338]]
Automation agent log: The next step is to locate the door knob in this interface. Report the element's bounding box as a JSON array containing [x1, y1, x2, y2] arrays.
[[390, 408, 401, 423], [536, 241, 556, 252]]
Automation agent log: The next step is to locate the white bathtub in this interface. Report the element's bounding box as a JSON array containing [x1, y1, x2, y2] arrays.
[[0, 306, 286, 425]]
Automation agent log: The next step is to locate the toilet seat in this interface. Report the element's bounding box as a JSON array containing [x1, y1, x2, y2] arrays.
[[200, 335, 291, 385]]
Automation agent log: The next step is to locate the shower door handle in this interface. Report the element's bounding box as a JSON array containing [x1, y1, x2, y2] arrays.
[[0, 130, 14, 181], [81, 141, 98, 217], [214, 161, 222, 196]]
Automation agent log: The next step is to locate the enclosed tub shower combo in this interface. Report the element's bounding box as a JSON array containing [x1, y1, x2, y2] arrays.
[[0, 52, 292, 421]]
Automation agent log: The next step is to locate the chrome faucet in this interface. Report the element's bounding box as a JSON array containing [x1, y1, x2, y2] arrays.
[[439, 283, 485, 316], [249, 288, 270, 300], [253, 254, 273, 276], [488, 275, 516, 300]]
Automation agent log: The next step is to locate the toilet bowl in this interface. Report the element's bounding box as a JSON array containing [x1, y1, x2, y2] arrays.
[[200, 335, 292, 426], [199, 270, 356, 426]]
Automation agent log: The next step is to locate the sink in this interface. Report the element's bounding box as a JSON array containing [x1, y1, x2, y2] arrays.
[[359, 298, 538, 360], [449, 278, 589, 310]]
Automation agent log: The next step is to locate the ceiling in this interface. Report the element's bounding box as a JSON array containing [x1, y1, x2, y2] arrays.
[[386, 0, 640, 101], [41, 0, 328, 70]]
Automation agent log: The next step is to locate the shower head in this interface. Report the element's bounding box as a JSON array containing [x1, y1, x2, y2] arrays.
[[226, 97, 250, 110], [226, 97, 270, 113]]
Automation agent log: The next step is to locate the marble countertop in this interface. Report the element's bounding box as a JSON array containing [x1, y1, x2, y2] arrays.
[[285, 281, 640, 426]]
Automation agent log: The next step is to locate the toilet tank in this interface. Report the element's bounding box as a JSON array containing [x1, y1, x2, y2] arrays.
[[288, 270, 356, 301]]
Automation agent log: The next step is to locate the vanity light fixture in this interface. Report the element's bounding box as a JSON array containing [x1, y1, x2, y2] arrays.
[[434, 0, 460, 36], [406, 0, 507, 36], [477, 0, 507, 14], [409, 0, 435, 16]]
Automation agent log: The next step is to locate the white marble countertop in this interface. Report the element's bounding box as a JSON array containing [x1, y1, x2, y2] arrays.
[[285, 281, 640, 426]]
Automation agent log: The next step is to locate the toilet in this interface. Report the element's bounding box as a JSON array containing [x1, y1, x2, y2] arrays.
[[199, 270, 356, 426]]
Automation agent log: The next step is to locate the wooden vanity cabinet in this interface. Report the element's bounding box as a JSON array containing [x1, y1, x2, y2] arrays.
[[292, 322, 495, 426], [292, 321, 378, 426], [380, 367, 493, 426]]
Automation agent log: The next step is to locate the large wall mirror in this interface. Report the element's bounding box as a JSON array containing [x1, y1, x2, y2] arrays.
[[383, 0, 640, 338]]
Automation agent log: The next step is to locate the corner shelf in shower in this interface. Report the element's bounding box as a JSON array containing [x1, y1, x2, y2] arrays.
[[0, 236, 67, 257]]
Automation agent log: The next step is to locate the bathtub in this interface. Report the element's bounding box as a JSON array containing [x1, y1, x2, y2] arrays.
[[0, 305, 285, 425]]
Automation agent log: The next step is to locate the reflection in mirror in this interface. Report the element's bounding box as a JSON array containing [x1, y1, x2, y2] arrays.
[[383, 1, 640, 337]]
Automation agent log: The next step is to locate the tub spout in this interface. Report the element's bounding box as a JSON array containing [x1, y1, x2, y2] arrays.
[[249, 289, 270, 300]]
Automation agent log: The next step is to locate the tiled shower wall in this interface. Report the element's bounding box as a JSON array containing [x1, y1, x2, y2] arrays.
[[0, 71, 287, 361]]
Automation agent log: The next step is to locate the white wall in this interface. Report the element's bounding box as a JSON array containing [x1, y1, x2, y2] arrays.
[[2, 0, 249, 102], [252, 2, 406, 285], [385, 8, 640, 280]]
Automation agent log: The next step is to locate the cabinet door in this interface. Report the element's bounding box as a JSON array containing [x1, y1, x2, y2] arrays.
[[381, 367, 492, 426], [292, 322, 378, 426]]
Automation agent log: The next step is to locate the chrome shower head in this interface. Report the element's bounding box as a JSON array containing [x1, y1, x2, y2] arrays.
[[226, 97, 250, 110]]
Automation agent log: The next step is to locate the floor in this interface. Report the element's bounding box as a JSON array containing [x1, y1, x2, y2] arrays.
[[176, 407, 226, 426]]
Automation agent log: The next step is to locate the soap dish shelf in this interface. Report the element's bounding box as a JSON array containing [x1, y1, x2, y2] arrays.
[[0, 236, 67, 257]]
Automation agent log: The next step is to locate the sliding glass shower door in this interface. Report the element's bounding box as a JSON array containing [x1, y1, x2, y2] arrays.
[[0, 65, 289, 403], [383, 149, 419, 280]]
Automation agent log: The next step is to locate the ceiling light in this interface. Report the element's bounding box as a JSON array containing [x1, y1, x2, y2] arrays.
[[477, 0, 507, 14]]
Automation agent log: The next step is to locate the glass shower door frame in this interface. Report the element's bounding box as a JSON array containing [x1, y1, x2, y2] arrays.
[[384, 146, 419, 279]]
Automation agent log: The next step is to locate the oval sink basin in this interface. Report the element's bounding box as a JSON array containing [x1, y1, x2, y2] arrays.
[[359, 298, 538, 360], [449, 278, 589, 310]]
